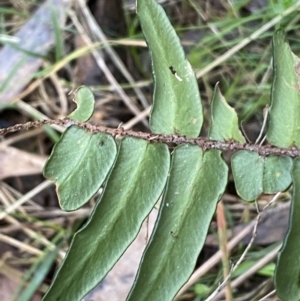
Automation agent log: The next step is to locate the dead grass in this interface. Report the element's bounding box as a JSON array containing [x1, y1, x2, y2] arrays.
[[0, 0, 299, 300]]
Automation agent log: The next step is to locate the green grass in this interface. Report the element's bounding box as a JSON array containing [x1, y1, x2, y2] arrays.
[[0, 1, 300, 300]]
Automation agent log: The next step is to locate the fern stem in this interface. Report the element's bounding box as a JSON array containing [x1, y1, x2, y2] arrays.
[[1, 118, 300, 157]]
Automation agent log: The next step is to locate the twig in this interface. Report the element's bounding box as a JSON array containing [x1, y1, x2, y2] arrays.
[[76, 0, 149, 110], [258, 289, 276, 301], [175, 216, 259, 299], [0, 232, 43, 256], [123, 106, 151, 129], [4, 214, 65, 259], [216, 201, 232, 301], [213, 246, 281, 300], [255, 105, 269, 145], [68, 9, 147, 126], [0, 180, 53, 220], [204, 192, 281, 301]]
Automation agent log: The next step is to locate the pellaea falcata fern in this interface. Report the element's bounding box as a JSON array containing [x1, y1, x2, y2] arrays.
[[1, 1, 300, 301]]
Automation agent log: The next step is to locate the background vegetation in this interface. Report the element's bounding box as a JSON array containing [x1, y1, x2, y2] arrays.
[[1, 0, 300, 300]]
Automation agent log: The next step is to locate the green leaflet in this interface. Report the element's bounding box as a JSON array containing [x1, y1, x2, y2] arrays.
[[231, 151, 292, 201], [42, 137, 170, 301], [127, 146, 228, 301], [137, 0, 202, 137], [263, 155, 293, 193], [231, 151, 264, 201], [275, 158, 300, 301], [43, 126, 117, 211], [209, 83, 245, 143], [267, 29, 300, 147], [68, 86, 95, 122]]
